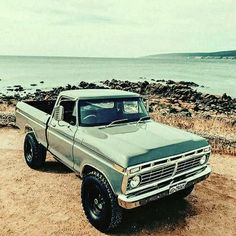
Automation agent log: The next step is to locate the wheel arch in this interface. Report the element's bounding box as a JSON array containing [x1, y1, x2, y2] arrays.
[[81, 164, 117, 195], [24, 124, 34, 134], [24, 124, 40, 142]]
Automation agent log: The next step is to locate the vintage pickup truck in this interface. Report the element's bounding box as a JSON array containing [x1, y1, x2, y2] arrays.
[[16, 89, 211, 232]]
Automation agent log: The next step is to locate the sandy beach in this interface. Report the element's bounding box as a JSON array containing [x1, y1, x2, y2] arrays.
[[0, 127, 236, 236]]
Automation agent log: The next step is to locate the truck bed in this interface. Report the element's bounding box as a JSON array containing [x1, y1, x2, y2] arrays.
[[24, 100, 56, 114], [15, 100, 56, 147]]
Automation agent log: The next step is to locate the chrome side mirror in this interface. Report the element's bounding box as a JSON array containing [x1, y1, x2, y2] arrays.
[[54, 105, 64, 121]]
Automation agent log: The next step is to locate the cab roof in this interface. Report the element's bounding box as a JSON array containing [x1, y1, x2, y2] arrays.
[[60, 89, 140, 100]]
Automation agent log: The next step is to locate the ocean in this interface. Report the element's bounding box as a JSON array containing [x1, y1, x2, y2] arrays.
[[0, 56, 235, 98]]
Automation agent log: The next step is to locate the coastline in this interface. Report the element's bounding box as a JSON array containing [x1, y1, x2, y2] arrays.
[[1, 79, 236, 112], [0, 79, 235, 155]]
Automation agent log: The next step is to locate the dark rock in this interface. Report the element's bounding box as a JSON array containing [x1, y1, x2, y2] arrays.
[[180, 108, 189, 113], [189, 95, 196, 102], [169, 108, 178, 114], [222, 93, 231, 100], [123, 86, 132, 91], [180, 111, 192, 117], [71, 85, 77, 90], [79, 81, 89, 88], [87, 83, 96, 89], [142, 81, 149, 87], [103, 80, 110, 86], [178, 81, 199, 87], [154, 84, 168, 94], [166, 80, 175, 85], [202, 114, 212, 120], [168, 98, 176, 104], [30, 84, 37, 86], [18, 86, 24, 92], [14, 85, 24, 92], [139, 76, 147, 80], [193, 105, 200, 111], [115, 85, 122, 90], [66, 84, 72, 90]]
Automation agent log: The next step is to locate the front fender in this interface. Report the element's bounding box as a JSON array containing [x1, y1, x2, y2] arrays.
[[73, 141, 124, 195]]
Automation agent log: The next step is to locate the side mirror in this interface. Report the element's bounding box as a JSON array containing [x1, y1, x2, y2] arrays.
[[53, 105, 64, 121]]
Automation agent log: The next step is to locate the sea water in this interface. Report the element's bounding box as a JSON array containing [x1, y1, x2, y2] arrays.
[[0, 56, 235, 98]]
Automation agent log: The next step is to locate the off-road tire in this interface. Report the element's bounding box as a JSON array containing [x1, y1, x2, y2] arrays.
[[172, 185, 194, 199], [81, 171, 123, 232], [24, 132, 47, 169]]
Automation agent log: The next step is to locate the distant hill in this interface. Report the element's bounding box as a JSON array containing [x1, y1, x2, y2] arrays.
[[144, 50, 236, 59]]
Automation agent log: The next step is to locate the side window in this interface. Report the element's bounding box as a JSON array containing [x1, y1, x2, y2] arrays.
[[58, 98, 77, 125]]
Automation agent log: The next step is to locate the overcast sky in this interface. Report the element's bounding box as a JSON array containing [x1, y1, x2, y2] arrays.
[[0, 0, 235, 57]]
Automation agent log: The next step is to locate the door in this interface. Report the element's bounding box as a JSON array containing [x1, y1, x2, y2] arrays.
[[47, 97, 77, 168]]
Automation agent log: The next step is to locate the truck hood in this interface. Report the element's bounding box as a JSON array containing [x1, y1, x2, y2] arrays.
[[80, 120, 208, 168]]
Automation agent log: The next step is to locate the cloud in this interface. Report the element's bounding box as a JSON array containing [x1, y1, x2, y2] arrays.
[[0, 0, 235, 57]]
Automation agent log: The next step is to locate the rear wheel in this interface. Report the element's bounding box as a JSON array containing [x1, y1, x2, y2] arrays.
[[81, 171, 123, 232], [24, 133, 47, 169]]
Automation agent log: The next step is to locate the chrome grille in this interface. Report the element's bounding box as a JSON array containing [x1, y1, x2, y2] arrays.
[[125, 146, 211, 194], [127, 164, 175, 190], [176, 156, 202, 175], [126, 153, 209, 192]]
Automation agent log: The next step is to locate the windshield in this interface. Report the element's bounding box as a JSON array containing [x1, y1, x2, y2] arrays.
[[79, 97, 149, 126]]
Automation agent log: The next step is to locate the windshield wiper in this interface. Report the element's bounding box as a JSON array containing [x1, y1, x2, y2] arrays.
[[136, 116, 150, 124], [106, 119, 128, 127]]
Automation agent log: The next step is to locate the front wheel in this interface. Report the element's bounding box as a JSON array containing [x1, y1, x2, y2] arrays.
[[81, 171, 123, 232], [24, 133, 47, 169]]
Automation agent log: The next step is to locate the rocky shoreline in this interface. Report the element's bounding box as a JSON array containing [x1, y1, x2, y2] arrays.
[[1, 79, 235, 115], [0, 79, 235, 155]]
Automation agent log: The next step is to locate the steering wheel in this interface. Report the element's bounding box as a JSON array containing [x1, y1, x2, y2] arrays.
[[82, 114, 97, 121]]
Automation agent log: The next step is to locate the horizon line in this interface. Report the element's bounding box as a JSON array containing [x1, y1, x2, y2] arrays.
[[0, 49, 235, 59]]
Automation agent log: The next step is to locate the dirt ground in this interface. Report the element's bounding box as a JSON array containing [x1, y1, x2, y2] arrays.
[[0, 128, 236, 236]]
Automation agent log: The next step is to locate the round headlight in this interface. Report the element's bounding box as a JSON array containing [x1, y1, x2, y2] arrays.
[[200, 155, 207, 165], [130, 175, 141, 188]]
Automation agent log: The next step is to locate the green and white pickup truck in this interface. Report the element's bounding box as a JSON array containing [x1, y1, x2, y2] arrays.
[[16, 89, 211, 232]]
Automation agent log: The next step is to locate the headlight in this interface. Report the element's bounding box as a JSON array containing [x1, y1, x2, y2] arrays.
[[203, 146, 211, 152], [200, 155, 207, 165], [130, 175, 141, 188]]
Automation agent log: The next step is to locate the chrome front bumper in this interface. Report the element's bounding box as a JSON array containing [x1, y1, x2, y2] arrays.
[[118, 165, 211, 209]]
